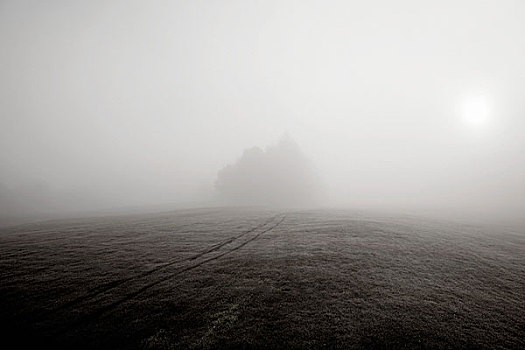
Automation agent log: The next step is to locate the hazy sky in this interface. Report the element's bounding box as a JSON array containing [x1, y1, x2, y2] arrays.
[[1, 1, 524, 221]]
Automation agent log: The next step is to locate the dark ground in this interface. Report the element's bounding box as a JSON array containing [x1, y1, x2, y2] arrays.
[[0, 208, 523, 349]]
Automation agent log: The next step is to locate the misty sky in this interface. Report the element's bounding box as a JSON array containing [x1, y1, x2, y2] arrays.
[[1, 1, 524, 221]]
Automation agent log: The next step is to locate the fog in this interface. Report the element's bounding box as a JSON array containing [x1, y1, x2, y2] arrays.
[[1, 1, 524, 224]]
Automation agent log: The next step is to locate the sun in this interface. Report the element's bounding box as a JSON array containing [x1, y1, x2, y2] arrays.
[[462, 96, 490, 126]]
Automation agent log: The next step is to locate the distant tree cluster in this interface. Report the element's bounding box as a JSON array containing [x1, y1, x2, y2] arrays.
[[215, 135, 322, 207]]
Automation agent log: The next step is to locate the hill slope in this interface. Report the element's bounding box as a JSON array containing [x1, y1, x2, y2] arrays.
[[0, 208, 523, 349]]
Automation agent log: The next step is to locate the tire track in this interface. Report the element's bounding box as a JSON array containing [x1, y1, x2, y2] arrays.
[[53, 215, 286, 337], [41, 215, 280, 317]]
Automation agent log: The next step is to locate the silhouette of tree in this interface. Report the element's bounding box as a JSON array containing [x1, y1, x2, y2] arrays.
[[215, 135, 322, 206]]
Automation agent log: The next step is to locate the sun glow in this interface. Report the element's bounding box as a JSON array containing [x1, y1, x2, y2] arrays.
[[462, 96, 490, 126]]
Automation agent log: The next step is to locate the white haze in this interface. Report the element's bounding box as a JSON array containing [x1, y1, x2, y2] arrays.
[[1, 1, 524, 224]]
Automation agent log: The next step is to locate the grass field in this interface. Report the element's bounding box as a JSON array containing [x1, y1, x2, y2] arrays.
[[0, 208, 523, 349]]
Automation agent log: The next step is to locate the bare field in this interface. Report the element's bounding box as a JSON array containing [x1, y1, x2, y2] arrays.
[[0, 208, 523, 349]]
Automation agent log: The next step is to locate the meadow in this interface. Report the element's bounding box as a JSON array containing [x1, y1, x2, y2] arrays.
[[0, 208, 523, 349]]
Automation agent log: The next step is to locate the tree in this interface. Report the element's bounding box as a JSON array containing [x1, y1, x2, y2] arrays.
[[215, 135, 322, 207]]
